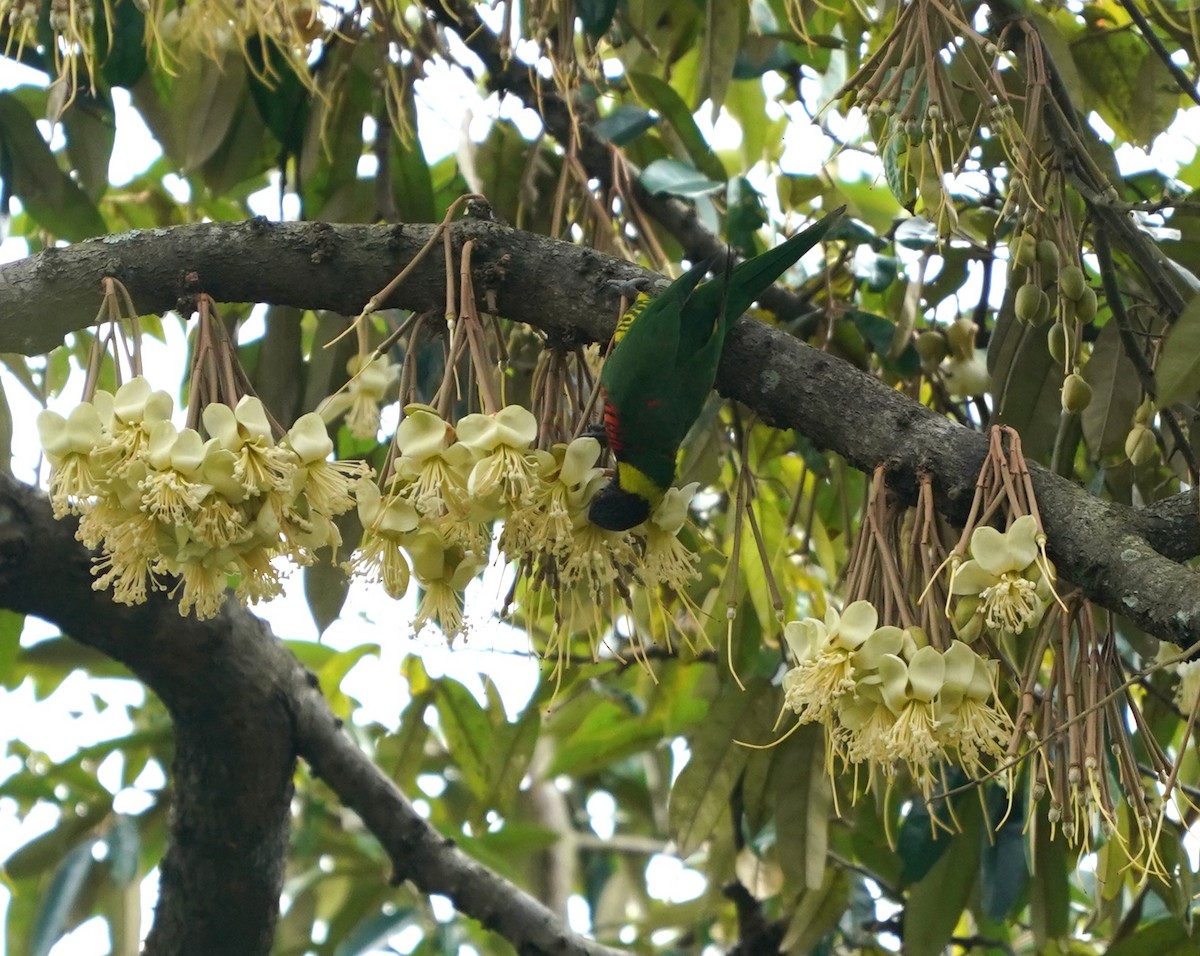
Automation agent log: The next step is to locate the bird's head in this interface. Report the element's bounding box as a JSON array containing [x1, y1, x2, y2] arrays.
[[588, 481, 652, 532]]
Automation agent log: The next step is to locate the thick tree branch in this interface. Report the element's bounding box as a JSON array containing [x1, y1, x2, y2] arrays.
[[0, 218, 1197, 648], [0, 474, 625, 956]]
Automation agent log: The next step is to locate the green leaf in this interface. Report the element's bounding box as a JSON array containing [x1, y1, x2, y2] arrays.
[[882, 122, 917, 210], [779, 867, 851, 953], [668, 679, 779, 856], [29, 840, 98, 956], [333, 908, 415, 956], [436, 680, 494, 804], [593, 106, 659, 146], [484, 704, 540, 816], [16, 638, 132, 699], [898, 768, 970, 886], [0, 92, 107, 241], [724, 76, 780, 168], [903, 799, 982, 956], [389, 89, 436, 224], [548, 698, 671, 777], [303, 555, 352, 637], [62, 94, 116, 201], [772, 724, 830, 892], [1030, 808, 1071, 945], [182, 58, 250, 172], [697, 0, 743, 117], [96, 0, 148, 88], [988, 284, 1063, 460], [4, 801, 110, 879], [245, 40, 309, 157], [0, 608, 22, 688], [627, 72, 726, 182], [979, 792, 1028, 921], [377, 693, 433, 790], [200, 92, 274, 197], [725, 176, 767, 258], [578, 0, 618, 41], [105, 815, 140, 888], [318, 644, 380, 718], [1071, 19, 1179, 148], [1082, 319, 1140, 458], [849, 310, 897, 357], [1105, 918, 1195, 956], [1156, 294, 1200, 408]]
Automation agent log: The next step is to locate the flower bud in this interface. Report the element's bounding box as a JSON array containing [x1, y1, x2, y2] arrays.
[[946, 317, 977, 359], [1015, 283, 1051, 325], [915, 330, 948, 367], [1061, 372, 1092, 413], [1059, 265, 1086, 302], [1047, 322, 1068, 363], [1036, 239, 1060, 274], [1013, 233, 1037, 268], [1075, 285, 1097, 323], [1125, 424, 1157, 465]]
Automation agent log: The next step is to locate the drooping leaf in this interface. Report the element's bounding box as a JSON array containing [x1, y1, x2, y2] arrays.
[[578, 0, 619, 41], [332, 907, 416, 956], [245, 39, 309, 157], [2, 802, 110, 881], [484, 704, 540, 816], [697, 0, 743, 118], [627, 71, 726, 182], [593, 106, 659, 146], [1071, 18, 1179, 148], [0, 609, 22, 688], [95, 0, 148, 88], [29, 840, 98, 956], [1156, 294, 1200, 408], [903, 798, 982, 956], [668, 679, 779, 856], [779, 867, 851, 953], [1082, 318, 1141, 458], [435, 679, 495, 805], [988, 284, 1063, 459], [772, 724, 830, 892], [1104, 917, 1196, 956], [318, 644, 380, 718], [979, 791, 1028, 921], [0, 92, 107, 240], [61, 93, 116, 201], [1030, 808, 1071, 945]]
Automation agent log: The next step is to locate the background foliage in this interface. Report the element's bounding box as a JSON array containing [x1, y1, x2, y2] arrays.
[[2, 0, 1200, 954]]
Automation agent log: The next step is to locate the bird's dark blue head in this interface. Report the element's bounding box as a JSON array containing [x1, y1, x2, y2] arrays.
[[588, 481, 652, 532]]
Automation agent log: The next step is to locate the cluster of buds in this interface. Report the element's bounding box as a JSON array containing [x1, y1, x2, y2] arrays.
[[781, 601, 1012, 790], [350, 403, 700, 642], [38, 377, 367, 619], [4, 0, 39, 30]]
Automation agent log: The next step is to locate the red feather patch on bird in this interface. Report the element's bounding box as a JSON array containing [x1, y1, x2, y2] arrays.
[[601, 386, 624, 454]]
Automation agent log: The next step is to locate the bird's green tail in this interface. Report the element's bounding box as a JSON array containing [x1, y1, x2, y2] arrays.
[[692, 207, 845, 326]]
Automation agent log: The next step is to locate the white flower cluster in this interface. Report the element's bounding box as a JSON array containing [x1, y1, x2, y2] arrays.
[[38, 377, 367, 619]]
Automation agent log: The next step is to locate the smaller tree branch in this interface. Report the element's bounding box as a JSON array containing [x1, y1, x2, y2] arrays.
[[290, 686, 627, 956]]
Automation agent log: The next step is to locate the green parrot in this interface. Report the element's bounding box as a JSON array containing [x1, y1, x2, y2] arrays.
[[588, 209, 843, 532]]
